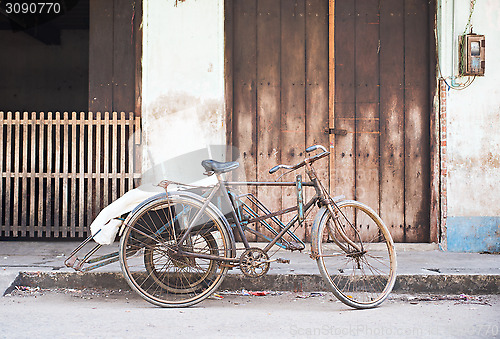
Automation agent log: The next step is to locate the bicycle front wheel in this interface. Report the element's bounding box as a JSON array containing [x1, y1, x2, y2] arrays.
[[119, 193, 232, 308], [315, 200, 397, 309]]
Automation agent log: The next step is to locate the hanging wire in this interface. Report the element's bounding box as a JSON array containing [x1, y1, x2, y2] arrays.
[[462, 0, 477, 36], [436, 0, 477, 90]]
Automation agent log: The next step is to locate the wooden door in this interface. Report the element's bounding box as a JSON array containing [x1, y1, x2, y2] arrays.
[[226, 0, 329, 241], [89, 0, 142, 114], [226, 0, 434, 242], [333, 0, 434, 242]]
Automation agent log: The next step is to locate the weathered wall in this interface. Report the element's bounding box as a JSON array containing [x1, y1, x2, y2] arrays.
[[438, 0, 500, 252], [141, 0, 225, 185]]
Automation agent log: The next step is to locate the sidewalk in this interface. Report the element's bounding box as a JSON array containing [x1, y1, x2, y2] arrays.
[[1, 241, 499, 296]]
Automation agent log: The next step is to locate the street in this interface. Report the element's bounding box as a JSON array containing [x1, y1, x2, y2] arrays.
[[0, 289, 498, 338]]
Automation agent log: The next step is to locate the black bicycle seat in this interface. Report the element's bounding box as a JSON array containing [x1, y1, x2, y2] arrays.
[[201, 159, 239, 174]]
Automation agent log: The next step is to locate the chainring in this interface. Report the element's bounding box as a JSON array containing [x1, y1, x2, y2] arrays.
[[239, 247, 270, 278]]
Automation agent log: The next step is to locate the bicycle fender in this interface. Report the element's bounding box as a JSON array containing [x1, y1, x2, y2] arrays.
[[120, 191, 237, 258], [310, 206, 328, 257]]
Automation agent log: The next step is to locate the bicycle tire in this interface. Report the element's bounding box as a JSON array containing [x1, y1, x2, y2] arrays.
[[119, 193, 232, 308], [315, 200, 397, 309]]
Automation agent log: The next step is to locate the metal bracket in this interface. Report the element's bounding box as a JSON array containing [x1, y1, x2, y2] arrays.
[[296, 175, 304, 225], [65, 233, 121, 272]]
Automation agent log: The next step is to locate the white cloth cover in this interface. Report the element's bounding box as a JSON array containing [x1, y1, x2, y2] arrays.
[[90, 184, 165, 245], [90, 175, 218, 245]]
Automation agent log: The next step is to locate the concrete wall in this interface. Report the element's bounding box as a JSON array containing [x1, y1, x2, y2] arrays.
[[438, 0, 500, 252], [141, 0, 226, 186]]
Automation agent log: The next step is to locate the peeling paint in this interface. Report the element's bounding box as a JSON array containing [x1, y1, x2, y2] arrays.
[[142, 92, 224, 184], [444, 3, 500, 221], [142, 0, 225, 184], [447, 216, 500, 253]]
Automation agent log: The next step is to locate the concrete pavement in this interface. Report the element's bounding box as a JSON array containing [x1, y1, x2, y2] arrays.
[[2, 290, 499, 338], [1, 241, 499, 296]]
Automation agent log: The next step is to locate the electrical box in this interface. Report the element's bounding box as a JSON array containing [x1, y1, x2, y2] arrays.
[[459, 34, 485, 76]]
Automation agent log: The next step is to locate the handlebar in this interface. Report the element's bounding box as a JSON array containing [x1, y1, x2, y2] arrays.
[[269, 145, 330, 174], [305, 145, 327, 153]]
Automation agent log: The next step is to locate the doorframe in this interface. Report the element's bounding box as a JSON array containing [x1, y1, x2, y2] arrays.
[[327, 0, 440, 243], [224, 0, 234, 150], [429, 1, 440, 244], [328, 0, 336, 199]]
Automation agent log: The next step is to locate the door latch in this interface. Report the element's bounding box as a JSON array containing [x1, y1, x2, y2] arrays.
[[326, 128, 348, 136]]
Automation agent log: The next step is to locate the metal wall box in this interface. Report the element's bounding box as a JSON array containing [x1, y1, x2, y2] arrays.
[[459, 34, 485, 76]]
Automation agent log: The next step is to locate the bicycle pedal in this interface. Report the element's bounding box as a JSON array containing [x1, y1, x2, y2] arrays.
[[287, 242, 305, 252], [276, 258, 290, 264]]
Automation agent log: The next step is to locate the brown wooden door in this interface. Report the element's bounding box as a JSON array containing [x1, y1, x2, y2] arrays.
[[89, 0, 142, 114], [333, 0, 434, 242], [226, 0, 434, 243], [226, 0, 329, 241]]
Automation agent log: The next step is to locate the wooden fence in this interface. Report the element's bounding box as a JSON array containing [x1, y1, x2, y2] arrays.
[[0, 111, 142, 238]]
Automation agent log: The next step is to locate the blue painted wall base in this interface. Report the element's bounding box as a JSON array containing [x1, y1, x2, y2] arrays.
[[447, 216, 500, 252]]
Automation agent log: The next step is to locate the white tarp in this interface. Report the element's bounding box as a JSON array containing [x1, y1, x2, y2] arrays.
[[90, 184, 164, 245], [90, 176, 218, 245]]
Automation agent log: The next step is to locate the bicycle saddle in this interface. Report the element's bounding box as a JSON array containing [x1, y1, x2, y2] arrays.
[[201, 159, 239, 174]]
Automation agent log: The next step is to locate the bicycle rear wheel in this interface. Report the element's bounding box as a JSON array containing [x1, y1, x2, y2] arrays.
[[315, 200, 397, 309], [119, 193, 232, 307]]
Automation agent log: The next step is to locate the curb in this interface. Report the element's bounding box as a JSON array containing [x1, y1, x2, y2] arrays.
[[6, 272, 500, 295]]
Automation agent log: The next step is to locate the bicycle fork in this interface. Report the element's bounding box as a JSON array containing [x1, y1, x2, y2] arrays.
[[304, 161, 364, 255]]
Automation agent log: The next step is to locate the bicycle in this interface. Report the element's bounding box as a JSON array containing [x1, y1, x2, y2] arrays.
[[66, 145, 397, 309]]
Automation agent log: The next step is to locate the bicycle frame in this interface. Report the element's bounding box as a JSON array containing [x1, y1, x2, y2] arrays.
[[224, 180, 318, 251], [173, 174, 321, 264], [173, 153, 363, 264]]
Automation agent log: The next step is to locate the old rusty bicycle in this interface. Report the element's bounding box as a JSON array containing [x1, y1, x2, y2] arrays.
[[67, 145, 397, 309]]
